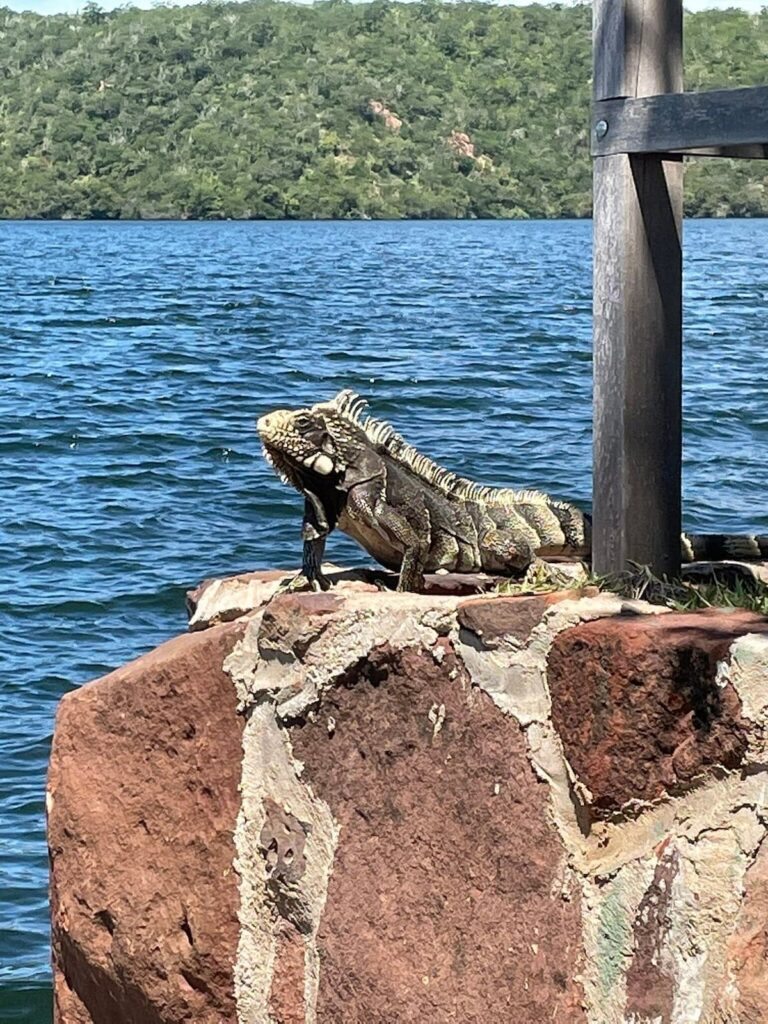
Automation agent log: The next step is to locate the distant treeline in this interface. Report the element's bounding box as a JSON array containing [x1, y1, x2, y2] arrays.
[[1, 1, 766, 220]]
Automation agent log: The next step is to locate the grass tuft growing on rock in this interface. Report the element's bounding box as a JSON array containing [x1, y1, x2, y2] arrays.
[[496, 560, 768, 615], [590, 563, 768, 614], [495, 560, 591, 597]]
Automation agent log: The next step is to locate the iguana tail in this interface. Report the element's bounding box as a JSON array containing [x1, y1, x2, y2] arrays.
[[682, 534, 768, 562]]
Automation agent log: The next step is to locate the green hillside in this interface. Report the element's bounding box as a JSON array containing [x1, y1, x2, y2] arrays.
[[1, 0, 766, 219]]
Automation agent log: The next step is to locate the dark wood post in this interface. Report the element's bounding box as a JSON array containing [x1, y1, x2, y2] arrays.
[[592, 0, 683, 577]]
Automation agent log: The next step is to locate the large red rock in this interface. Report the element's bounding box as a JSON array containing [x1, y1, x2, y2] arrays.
[[48, 619, 247, 1024], [48, 569, 768, 1023], [548, 609, 768, 818]]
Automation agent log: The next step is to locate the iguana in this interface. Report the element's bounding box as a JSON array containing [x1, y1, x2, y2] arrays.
[[257, 389, 768, 593]]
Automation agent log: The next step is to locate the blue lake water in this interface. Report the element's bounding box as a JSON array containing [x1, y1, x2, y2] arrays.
[[1, 218, 766, 1019]]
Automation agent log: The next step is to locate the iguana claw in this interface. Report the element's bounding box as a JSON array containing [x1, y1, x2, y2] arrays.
[[275, 571, 332, 596], [274, 573, 311, 595]]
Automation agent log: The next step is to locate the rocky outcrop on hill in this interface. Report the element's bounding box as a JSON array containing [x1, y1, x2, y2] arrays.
[[446, 129, 493, 171], [448, 129, 475, 158], [48, 567, 768, 1023], [367, 100, 402, 132]]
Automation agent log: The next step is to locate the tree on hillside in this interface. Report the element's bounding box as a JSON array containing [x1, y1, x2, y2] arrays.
[[0, 1, 765, 219]]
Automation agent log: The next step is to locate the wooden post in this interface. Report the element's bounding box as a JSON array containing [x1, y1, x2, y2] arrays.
[[592, 0, 683, 577]]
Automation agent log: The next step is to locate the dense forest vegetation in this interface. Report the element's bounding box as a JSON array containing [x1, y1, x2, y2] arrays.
[[1, 1, 767, 219]]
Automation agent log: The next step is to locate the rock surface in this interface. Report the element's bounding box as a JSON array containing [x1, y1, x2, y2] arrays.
[[48, 620, 247, 1024], [367, 99, 403, 132], [287, 641, 585, 1023], [185, 564, 521, 632], [448, 129, 475, 158], [49, 568, 768, 1024], [548, 609, 768, 819]]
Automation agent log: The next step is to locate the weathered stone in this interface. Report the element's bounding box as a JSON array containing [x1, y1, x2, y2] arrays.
[[420, 571, 507, 596], [548, 610, 768, 818], [186, 566, 380, 631], [186, 569, 287, 630], [187, 566, 515, 633], [48, 620, 246, 1024], [48, 572, 768, 1023], [188, 566, 557, 636], [448, 129, 476, 158], [458, 589, 598, 646], [268, 920, 307, 1024], [719, 835, 768, 1022], [186, 564, 596, 633], [258, 592, 344, 660], [624, 840, 678, 1022], [286, 641, 586, 1023]]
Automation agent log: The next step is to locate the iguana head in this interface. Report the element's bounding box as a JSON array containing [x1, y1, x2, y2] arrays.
[[257, 390, 370, 492]]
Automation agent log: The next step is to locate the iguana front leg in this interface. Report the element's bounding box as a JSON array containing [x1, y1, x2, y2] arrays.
[[346, 482, 430, 593], [278, 494, 335, 594], [300, 493, 332, 591], [300, 534, 329, 591]]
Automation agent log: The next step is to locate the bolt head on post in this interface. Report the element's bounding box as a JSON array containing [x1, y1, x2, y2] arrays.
[[595, 119, 609, 141]]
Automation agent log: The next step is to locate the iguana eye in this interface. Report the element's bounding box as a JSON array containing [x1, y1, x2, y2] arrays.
[[294, 414, 312, 432]]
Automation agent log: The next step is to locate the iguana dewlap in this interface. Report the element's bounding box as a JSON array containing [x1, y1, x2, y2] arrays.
[[257, 389, 767, 593]]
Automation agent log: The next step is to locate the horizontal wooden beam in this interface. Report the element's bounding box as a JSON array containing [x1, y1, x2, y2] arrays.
[[592, 85, 768, 157], [679, 144, 768, 160]]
